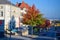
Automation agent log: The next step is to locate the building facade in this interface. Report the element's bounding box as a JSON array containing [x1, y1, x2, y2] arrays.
[[0, 0, 26, 31]]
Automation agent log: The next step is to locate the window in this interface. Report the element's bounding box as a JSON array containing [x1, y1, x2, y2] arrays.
[[13, 11, 15, 13], [0, 6, 3, 9], [25, 10, 27, 12], [0, 11, 3, 17], [1, 11, 3, 16], [12, 10, 15, 13], [20, 18, 23, 22], [1, 6, 3, 9], [21, 13, 24, 16], [21, 8, 23, 10]]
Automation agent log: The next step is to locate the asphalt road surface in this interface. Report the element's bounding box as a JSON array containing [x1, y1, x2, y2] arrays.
[[0, 34, 57, 40]]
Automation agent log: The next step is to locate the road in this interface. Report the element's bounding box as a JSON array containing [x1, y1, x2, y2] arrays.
[[0, 34, 57, 40]]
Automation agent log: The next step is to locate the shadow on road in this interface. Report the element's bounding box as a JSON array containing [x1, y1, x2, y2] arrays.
[[0, 36, 24, 40], [32, 38, 54, 40]]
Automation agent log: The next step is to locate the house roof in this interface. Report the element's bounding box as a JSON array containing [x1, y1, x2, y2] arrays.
[[16, 1, 30, 9], [0, 0, 16, 7]]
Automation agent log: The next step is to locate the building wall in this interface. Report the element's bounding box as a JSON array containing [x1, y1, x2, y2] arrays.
[[0, 4, 27, 31], [4, 4, 21, 30], [0, 4, 5, 20], [10, 5, 21, 28], [0, 4, 5, 32]]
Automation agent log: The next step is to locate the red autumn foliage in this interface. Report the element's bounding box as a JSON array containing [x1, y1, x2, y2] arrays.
[[23, 4, 40, 24], [45, 20, 51, 28], [36, 20, 51, 28]]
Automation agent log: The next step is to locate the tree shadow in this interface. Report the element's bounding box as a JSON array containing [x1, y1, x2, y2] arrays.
[[0, 36, 24, 40]]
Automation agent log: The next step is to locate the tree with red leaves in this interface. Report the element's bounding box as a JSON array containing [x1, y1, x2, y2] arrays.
[[22, 4, 45, 27], [22, 4, 46, 34], [45, 20, 51, 27], [36, 19, 51, 28]]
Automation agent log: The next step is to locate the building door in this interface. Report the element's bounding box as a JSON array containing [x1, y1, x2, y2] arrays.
[[0, 20, 4, 37]]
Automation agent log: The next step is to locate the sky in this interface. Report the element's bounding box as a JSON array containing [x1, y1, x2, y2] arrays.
[[9, 0, 60, 19]]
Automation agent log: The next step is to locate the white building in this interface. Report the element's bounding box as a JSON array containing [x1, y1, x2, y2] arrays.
[[0, 0, 26, 31]]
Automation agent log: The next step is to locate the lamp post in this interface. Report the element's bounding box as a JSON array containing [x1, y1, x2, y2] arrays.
[[9, 1, 12, 40], [9, 20, 12, 40]]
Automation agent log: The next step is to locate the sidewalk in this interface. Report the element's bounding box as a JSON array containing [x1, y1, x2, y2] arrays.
[[22, 35, 39, 38], [0, 34, 57, 40], [22, 35, 57, 40], [5, 34, 32, 40]]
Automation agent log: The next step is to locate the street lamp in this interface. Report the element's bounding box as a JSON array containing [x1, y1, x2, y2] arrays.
[[9, 1, 12, 40]]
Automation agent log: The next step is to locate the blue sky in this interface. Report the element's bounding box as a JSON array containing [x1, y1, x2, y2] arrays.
[[9, 0, 60, 19]]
